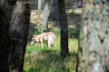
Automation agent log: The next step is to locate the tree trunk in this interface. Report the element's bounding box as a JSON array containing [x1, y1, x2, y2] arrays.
[[78, 0, 109, 72], [8, 0, 31, 72], [58, 0, 69, 57], [49, 0, 59, 21], [0, 0, 10, 71], [0, 0, 30, 72], [38, 0, 42, 12], [42, 0, 52, 31]]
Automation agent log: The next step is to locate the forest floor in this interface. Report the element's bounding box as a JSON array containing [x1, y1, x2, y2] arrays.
[[30, 8, 81, 29], [24, 9, 81, 72]]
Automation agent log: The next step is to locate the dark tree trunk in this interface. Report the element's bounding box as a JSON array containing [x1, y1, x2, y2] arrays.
[[8, 0, 31, 72], [58, 0, 69, 57], [0, 0, 10, 72], [0, 0, 30, 72], [49, 0, 59, 21]]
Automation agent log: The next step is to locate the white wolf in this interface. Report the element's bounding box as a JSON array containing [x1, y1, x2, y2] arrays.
[[31, 32, 56, 48]]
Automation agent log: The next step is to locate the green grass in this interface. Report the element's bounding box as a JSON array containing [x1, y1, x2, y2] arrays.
[[24, 27, 78, 72], [24, 50, 77, 72]]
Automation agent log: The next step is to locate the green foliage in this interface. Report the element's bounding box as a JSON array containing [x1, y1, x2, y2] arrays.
[[50, 27, 60, 36], [24, 66, 33, 72], [34, 27, 42, 34], [34, 26, 48, 35], [71, 8, 76, 14], [68, 28, 79, 38]]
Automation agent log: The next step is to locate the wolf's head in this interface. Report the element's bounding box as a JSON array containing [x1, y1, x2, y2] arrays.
[[31, 35, 40, 44]]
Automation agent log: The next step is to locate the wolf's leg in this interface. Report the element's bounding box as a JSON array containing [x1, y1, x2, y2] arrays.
[[52, 43, 54, 47], [40, 39, 44, 48], [48, 40, 51, 48], [31, 39, 35, 45], [50, 39, 55, 47], [52, 40, 55, 47]]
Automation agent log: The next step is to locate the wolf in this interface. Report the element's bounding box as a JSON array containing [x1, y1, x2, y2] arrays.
[[31, 32, 56, 48]]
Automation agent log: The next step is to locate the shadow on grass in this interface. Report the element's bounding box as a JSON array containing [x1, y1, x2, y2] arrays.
[[24, 50, 77, 72]]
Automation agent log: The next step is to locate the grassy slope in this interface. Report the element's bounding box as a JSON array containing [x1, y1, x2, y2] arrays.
[[24, 11, 79, 71], [24, 27, 78, 72]]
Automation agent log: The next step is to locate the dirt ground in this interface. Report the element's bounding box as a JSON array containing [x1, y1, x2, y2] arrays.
[[30, 8, 82, 29]]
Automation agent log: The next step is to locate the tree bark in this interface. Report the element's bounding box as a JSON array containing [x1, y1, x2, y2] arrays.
[[0, 0, 30, 72], [49, 0, 59, 21], [78, 0, 109, 72], [38, 0, 42, 12], [8, 0, 31, 72], [58, 0, 69, 57], [42, 0, 52, 31], [0, 0, 10, 71]]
